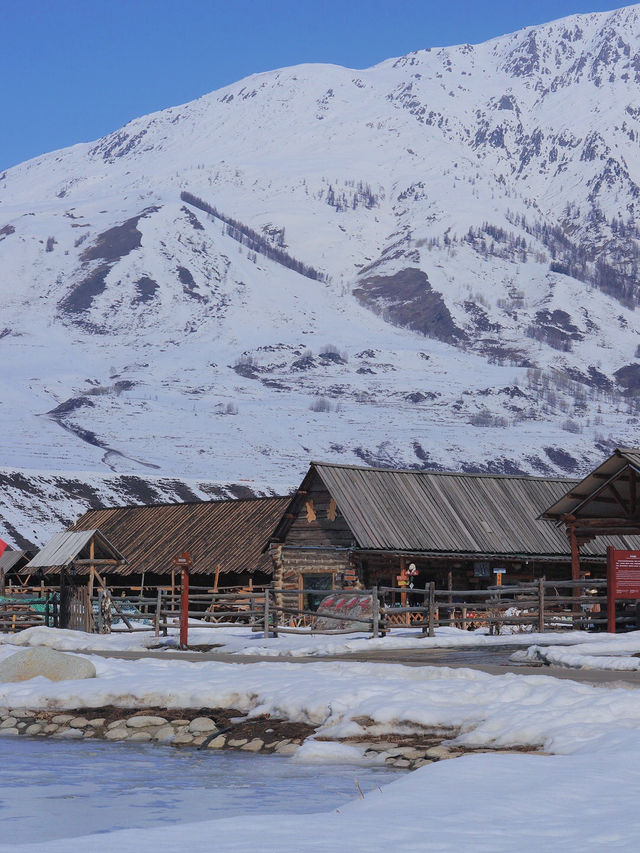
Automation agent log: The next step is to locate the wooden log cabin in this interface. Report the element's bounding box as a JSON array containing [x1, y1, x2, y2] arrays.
[[268, 461, 640, 605], [25, 496, 291, 593]]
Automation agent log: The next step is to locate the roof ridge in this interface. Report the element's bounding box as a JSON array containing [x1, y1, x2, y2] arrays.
[[311, 460, 577, 483], [76, 494, 292, 513]]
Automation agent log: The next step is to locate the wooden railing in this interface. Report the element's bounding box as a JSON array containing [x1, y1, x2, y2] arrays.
[[0, 578, 629, 638]]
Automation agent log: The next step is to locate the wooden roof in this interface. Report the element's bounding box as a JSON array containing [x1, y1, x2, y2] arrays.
[[273, 462, 640, 559], [541, 448, 640, 522], [61, 496, 291, 576], [0, 550, 33, 574], [26, 529, 124, 571]]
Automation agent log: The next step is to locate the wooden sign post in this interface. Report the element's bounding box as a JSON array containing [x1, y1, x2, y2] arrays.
[[173, 552, 193, 649], [607, 547, 640, 633]]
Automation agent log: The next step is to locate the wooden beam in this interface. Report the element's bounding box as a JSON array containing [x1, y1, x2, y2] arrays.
[[607, 481, 630, 515], [568, 524, 581, 581], [569, 465, 633, 517]]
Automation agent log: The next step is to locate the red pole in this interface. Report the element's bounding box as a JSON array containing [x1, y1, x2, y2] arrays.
[[607, 546, 616, 634], [180, 565, 190, 649]]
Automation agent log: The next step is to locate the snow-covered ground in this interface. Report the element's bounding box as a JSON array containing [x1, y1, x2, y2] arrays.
[[513, 633, 640, 670], [1, 631, 640, 850], [0, 622, 625, 656]]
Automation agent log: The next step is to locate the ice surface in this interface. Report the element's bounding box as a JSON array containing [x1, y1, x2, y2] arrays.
[[0, 737, 400, 844]]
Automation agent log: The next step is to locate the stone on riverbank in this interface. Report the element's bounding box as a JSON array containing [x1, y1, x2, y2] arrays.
[[126, 716, 167, 728], [0, 648, 96, 683]]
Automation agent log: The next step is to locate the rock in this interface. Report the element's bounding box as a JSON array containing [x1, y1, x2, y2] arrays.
[[55, 728, 83, 739], [241, 739, 264, 752], [152, 725, 175, 742], [107, 719, 129, 730], [393, 758, 411, 767], [170, 719, 190, 727], [0, 728, 19, 736], [69, 717, 91, 728], [16, 722, 27, 729], [192, 736, 206, 746], [0, 648, 96, 683], [275, 741, 298, 755], [228, 738, 248, 747], [173, 733, 195, 745], [88, 718, 106, 727], [188, 717, 217, 734], [129, 732, 152, 742], [0, 717, 17, 728], [388, 747, 423, 760], [43, 724, 59, 734], [426, 745, 455, 759], [105, 728, 128, 740], [126, 716, 168, 728], [206, 735, 227, 749], [52, 714, 74, 725]]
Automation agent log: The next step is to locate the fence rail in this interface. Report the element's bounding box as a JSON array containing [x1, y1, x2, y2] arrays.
[[0, 577, 633, 640]]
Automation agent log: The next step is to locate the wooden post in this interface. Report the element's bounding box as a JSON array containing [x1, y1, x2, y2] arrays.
[[272, 587, 279, 638], [155, 588, 162, 637], [538, 576, 545, 634], [428, 582, 435, 638], [569, 523, 581, 627], [180, 566, 190, 649], [96, 589, 104, 634], [607, 545, 616, 633], [569, 524, 580, 580], [372, 585, 379, 638], [264, 588, 270, 639], [88, 539, 95, 599]]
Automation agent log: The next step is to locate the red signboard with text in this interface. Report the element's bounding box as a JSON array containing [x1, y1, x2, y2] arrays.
[[607, 547, 640, 632]]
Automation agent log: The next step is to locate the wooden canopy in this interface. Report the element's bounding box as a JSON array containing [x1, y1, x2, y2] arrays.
[[541, 447, 640, 579], [25, 529, 124, 575]]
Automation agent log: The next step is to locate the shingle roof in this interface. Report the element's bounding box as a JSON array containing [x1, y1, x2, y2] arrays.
[[304, 462, 640, 558], [25, 529, 123, 570], [64, 496, 290, 576]]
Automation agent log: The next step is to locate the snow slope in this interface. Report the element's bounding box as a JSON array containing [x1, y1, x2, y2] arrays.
[[4, 6, 640, 540]]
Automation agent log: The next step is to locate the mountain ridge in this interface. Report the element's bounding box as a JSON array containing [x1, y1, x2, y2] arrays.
[[2, 4, 640, 542]]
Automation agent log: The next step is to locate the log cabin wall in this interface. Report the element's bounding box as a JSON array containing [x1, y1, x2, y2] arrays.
[[278, 472, 354, 550]]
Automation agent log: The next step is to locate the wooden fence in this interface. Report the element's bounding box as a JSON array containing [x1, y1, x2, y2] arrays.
[[0, 578, 635, 638]]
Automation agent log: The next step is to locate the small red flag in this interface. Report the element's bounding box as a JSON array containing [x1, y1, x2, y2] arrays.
[[0, 538, 8, 557]]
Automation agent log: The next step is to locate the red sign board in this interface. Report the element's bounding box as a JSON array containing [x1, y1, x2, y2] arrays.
[[607, 548, 640, 598], [607, 547, 640, 633]]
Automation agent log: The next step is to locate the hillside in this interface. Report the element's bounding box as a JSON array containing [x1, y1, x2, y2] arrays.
[[2, 5, 640, 542]]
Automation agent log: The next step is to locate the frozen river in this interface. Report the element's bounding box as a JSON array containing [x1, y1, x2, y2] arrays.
[[0, 737, 402, 844]]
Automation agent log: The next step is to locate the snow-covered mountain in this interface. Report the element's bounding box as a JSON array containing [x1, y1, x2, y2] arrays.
[[3, 5, 640, 544]]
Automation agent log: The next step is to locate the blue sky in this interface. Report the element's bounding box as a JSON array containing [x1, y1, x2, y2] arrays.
[[1, 0, 634, 170]]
